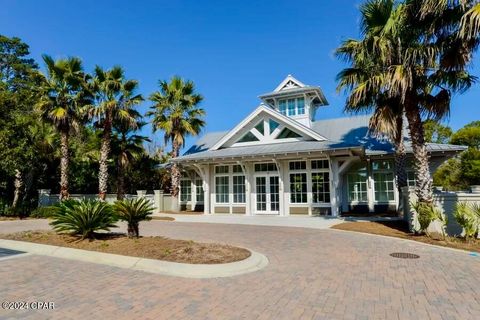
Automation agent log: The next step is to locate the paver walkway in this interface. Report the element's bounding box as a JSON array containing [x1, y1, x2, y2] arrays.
[[0, 219, 479, 319]]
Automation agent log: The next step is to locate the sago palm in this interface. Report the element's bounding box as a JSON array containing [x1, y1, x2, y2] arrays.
[[89, 66, 143, 201], [148, 76, 205, 211], [36, 55, 90, 200], [113, 197, 154, 238]]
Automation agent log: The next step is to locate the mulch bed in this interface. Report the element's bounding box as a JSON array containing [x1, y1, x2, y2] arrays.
[[151, 216, 175, 221], [0, 231, 251, 264], [332, 220, 480, 253]]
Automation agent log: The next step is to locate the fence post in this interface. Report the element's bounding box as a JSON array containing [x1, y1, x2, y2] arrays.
[[154, 190, 163, 213], [38, 189, 51, 207]]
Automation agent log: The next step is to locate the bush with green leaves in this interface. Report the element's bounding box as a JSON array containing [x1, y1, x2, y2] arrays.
[[454, 202, 480, 239], [50, 199, 117, 239], [30, 206, 57, 218], [411, 201, 447, 235], [113, 197, 154, 238]]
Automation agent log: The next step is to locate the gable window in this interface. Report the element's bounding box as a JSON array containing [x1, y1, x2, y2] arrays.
[[269, 119, 280, 134], [180, 179, 192, 202], [277, 128, 302, 139], [237, 131, 259, 143], [254, 121, 264, 135]]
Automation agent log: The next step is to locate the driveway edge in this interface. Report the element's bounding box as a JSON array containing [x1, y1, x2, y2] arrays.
[[0, 239, 269, 278]]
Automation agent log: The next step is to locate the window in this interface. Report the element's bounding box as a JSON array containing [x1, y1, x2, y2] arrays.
[[269, 119, 279, 134], [287, 99, 296, 116], [180, 179, 191, 202], [276, 128, 302, 139], [312, 172, 330, 203], [215, 176, 229, 203], [372, 160, 395, 202], [311, 159, 330, 203], [347, 164, 368, 202], [290, 173, 307, 203], [237, 131, 259, 143], [289, 161, 306, 171], [232, 165, 243, 173], [233, 175, 246, 203], [311, 159, 329, 170], [195, 179, 204, 202], [279, 100, 287, 115], [297, 97, 305, 115], [254, 163, 277, 172], [407, 171, 416, 187], [374, 172, 395, 201], [215, 165, 229, 174], [254, 121, 264, 135]]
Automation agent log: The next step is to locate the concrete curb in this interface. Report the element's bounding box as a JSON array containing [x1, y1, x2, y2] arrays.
[[0, 239, 269, 278]]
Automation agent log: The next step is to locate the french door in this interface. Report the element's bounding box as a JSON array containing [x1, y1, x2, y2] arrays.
[[255, 175, 280, 215]]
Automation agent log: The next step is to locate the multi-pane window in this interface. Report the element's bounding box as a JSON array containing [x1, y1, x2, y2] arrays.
[[290, 173, 307, 203], [233, 175, 246, 203], [215, 165, 229, 174], [311, 159, 330, 203], [254, 163, 277, 172], [407, 171, 416, 187], [180, 179, 191, 202], [215, 176, 229, 203], [232, 165, 243, 173], [312, 172, 330, 203], [372, 160, 395, 202], [195, 179, 204, 202], [347, 164, 368, 202], [278, 97, 305, 116], [289, 161, 306, 171]]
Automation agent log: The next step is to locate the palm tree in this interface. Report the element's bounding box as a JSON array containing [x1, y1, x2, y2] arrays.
[[112, 118, 150, 200], [89, 66, 143, 201], [36, 55, 89, 200], [337, 0, 475, 204], [148, 76, 205, 211]]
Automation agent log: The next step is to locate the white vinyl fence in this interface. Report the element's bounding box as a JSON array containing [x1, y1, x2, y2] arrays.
[[37, 189, 173, 213]]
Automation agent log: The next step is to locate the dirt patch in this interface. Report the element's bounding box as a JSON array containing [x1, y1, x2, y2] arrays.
[[332, 221, 480, 253], [0, 217, 40, 221], [0, 231, 251, 264], [151, 216, 175, 221], [161, 211, 203, 215]]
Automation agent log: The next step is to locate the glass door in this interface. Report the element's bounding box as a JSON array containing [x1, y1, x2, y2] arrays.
[[255, 175, 280, 214]]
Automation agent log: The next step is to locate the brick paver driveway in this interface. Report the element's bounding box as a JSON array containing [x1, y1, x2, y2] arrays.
[[0, 219, 479, 320]]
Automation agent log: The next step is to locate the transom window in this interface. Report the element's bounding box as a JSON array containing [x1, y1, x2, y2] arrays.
[[289, 161, 306, 171], [278, 97, 305, 116], [254, 163, 277, 172], [215, 166, 229, 174], [311, 159, 329, 170]]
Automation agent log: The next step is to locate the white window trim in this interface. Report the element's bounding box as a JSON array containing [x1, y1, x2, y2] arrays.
[[346, 172, 369, 204], [213, 164, 246, 205], [288, 160, 308, 205], [179, 178, 192, 204], [311, 161, 330, 205], [372, 170, 396, 204]]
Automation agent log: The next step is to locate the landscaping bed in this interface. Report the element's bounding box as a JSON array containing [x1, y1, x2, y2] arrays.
[[0, 231, 251, 264], [332, 220, 480, 253]]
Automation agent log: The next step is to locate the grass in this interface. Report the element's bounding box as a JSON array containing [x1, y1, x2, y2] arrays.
[[332, 220, 480, 253], [0, 231, 251, 264]]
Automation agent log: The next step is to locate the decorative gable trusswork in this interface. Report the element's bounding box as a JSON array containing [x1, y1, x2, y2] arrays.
[[210, 104, 327, 150]]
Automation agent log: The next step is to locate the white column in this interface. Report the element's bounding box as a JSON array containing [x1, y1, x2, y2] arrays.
[[203, 165, 211, 215], [245, 163, 253, 216], [329, 158, 340, 217], [367, 160, 375, 212], [274, 159, 285, 216]]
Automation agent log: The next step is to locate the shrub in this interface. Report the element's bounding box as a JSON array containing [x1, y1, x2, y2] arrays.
[[411, 201, 446, 235], [454, 202, 480, 239], [50, 199, 117, 239], [113, 198, 154, 238], [30, 206, 57, 218]]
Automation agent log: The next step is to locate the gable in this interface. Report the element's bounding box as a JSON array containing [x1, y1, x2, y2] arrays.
[[274, 75, 306, 92], [210, 105, 327, 150]]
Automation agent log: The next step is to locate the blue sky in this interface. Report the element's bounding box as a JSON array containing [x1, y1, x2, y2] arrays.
[[2, 0, 480, 151]]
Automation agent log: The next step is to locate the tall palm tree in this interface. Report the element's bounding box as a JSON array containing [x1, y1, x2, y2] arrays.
[[148, 76, 205, 211], [337, 0, 475, 204], [112, 118, 150, 200], [89, 66, 143, 200], [36, 55, 89, 200]]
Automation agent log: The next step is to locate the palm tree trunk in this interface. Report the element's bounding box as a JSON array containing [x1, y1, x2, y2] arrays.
[[99, 118, 112, 201], [405, 104, 433, 204], [170, 140, 181, 212], [12, 169, 23, 209], [394, 116, 408, 191], [116, 158, 125, 201], [59, 130, 70, 201]]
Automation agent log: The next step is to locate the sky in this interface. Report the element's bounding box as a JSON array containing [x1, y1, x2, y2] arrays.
[[2, 0, 480, 151]]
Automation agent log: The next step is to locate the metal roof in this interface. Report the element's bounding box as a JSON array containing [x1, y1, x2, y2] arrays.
[[176, 115, 467, 162]]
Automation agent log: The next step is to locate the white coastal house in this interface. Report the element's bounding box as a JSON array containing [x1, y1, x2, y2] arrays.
[[172, 75, 465, 216]]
